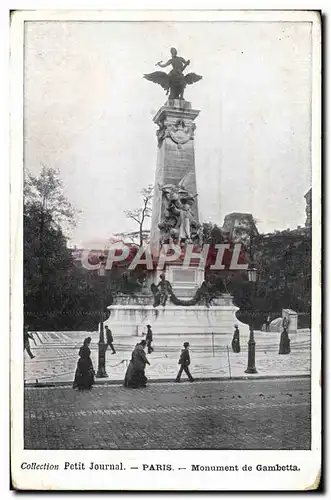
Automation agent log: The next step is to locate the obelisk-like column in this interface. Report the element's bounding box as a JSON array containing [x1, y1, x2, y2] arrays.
[[150, 98, 200, 254]]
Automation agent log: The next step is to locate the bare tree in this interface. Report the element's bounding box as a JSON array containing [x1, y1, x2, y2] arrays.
[[124, 185, 153, 246]]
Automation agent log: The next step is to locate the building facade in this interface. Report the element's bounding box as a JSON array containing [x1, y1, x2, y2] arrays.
[[222, 212, 259, 246], [304, 188, 312, 228]]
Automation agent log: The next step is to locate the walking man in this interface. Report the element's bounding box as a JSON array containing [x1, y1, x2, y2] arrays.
[[176, 342, 194, 382], [24, 327, 36, 359], [105, 326, 116, 354], [146, 324, 154, 354]]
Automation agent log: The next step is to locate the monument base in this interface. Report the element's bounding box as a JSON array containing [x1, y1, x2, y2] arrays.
[[105, 294, 249, 338], [150, 264, 205, 299]]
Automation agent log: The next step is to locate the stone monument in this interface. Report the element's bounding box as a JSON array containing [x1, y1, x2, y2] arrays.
[[105, 49, 248, 341], [149, 97, 205, 298]]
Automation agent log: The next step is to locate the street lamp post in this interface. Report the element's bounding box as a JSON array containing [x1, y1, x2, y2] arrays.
[[96, 255, 108, 378], [245, 265, 258, 374]]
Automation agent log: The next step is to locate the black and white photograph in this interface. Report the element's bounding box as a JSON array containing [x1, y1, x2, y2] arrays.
[[10, 8, 321, 491]]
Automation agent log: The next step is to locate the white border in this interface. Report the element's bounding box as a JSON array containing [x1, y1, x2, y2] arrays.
[[9, 8, 321, 492]]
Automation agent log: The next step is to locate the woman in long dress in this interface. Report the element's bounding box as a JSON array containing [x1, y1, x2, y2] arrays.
[[124, 340, 150, 388], [231, 325, 241, 353], [279, 328, 291, 355], [73, 337, 95, 390]]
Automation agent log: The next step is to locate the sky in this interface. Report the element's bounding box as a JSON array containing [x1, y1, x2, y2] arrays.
[[24, 20, 312, 246]]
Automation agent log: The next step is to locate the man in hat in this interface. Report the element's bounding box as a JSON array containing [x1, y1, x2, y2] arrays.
[[105, 326, 116, 354], [146, 324, 154, 354], [176, 342, 194, 382]]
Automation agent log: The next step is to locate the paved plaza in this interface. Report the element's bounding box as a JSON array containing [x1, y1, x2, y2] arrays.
[[24, 377, 310, 450], [24, 330, 311, 384]]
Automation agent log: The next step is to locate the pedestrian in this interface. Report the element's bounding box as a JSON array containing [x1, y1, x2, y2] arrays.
[[282, 316, 289, 332], [73, 337, 95, 390], [124, 340, 150, 388], [105, 326, 116, 354], [146, 324, 154, 354], [231, 325, 240, 353], [24, 327, 36, 359], [279, 328, 291, 355], [265, 315, 271, 332], [176, 342, 194, 382]]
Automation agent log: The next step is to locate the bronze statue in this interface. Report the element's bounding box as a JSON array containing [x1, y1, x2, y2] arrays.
[[199, 280, 220, 308], [151, 273, 173, 307], [144, 48, 202, 100], [157, 174, 201, 246], [150, 274, 222, 308]]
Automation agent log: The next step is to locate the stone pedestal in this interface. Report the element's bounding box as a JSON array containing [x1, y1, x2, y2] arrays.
[[282, 309, 298, 333], [164, 264, 205, 298], [149, 264, 205, 299], [150, 99, 200, 254], [105, 294, 249, 339]]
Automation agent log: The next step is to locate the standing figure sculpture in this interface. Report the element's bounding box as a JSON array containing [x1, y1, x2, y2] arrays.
[[144, 48, 202, 100], [151, 273, 173, 307], [179, 202, 193, 243], [157, 174, 201, 245]]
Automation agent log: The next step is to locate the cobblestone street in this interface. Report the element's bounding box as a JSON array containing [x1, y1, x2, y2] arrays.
[[24, 377, 310, 450]]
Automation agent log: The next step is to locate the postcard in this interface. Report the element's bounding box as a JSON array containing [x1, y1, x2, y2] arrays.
[[10, 8, 321, 491]]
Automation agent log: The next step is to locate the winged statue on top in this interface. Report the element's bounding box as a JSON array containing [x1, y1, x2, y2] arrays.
[[144, 48, 202, 100]]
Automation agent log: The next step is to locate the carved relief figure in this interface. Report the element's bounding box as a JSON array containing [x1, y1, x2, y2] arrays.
[[157, 118, 196, 147], [199, 280, 219, 308], [157, 173, 202, 246]]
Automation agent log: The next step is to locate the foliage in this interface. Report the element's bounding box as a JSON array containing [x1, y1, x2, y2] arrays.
[[255, 228, 311, 313], [24, 201, 113, 330], [198, 222, 311, 327], [201, 222, 229, 246], [24, 199, 150, 328], [25, 164, 77, 234], [23, 167, 105, 330], [230, 227, 312, 328], [24, 167, 311, 330]]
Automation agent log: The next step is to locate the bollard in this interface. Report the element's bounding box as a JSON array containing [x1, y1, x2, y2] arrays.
[[226, 345, 232, 378]]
